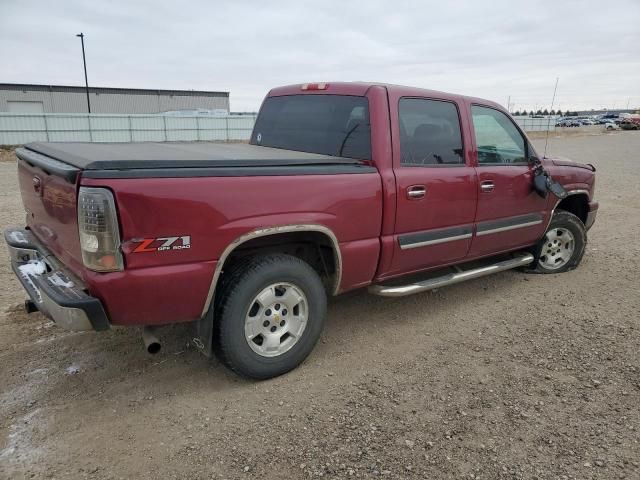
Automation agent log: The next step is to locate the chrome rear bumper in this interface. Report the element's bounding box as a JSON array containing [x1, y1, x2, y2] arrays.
[[4, 228, 110, 331]]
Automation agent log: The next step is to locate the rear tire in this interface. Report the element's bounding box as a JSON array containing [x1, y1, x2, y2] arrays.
[[214, 254, 327, 379], [530, 210, 586, 273]]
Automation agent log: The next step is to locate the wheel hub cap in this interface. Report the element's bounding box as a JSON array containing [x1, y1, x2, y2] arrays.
[[244, 282, 308, 357], [538, 227, 575, 270]]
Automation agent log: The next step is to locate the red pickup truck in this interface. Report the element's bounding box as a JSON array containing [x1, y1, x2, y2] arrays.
[[5, 82, 598, 379]]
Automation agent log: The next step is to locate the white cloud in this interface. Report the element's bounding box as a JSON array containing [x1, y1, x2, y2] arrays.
[[1, 0, 638, 111]]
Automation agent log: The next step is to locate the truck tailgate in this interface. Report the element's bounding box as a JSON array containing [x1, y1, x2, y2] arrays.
[[16, 148, 85, 278]]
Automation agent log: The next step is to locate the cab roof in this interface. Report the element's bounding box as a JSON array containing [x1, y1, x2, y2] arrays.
[[267, 82, 504, 111]]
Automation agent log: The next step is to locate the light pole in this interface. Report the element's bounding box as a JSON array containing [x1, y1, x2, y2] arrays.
[[76, 33, 91, 113]]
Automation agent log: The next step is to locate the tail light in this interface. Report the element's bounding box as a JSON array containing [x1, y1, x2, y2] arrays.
[[77, 187, 123, 272]]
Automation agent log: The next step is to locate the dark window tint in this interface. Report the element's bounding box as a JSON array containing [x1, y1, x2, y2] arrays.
[[399, 98, 464, 166], [471, 106, 526, 164], [250, 95, 371, 160]]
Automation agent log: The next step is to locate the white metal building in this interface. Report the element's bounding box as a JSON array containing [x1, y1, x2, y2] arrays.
[[0, 83, 230, 114]]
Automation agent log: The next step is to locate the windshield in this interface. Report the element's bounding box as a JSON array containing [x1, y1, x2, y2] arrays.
[[250, 95, 371, 160]]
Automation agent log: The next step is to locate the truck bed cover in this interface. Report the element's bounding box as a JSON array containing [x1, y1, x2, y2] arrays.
[[24, 142, 363, 170]]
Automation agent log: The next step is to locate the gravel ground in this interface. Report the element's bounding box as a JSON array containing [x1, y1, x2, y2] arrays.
[[1, 132, 639, 480]]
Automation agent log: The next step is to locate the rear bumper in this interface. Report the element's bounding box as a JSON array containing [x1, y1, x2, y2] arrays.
[[4, 228, 110, 331], [586, 200, 598, 230]]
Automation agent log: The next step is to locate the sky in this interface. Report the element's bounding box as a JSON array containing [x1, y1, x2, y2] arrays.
[[1, 0, 639, 112]]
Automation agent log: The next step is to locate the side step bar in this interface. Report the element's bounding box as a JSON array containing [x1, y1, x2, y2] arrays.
[[368, 253, 534, 298]]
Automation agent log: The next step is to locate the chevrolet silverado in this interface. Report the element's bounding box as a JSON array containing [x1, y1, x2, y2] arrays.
[[5, 82, 598, 379]]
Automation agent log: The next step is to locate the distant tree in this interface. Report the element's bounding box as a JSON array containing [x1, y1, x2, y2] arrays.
[[513, 110, 521, 116], [521, 109, 528, 116], [550, 109, 556, 115], [536, 109, 543, 116], [556, 109, 562, 116], [543, 109, 549, 116]]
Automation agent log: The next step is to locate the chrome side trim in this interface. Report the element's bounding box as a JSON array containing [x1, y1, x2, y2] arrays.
[[398, 225, 473, 250], [369, 253, 534, 297], [476, 220, 542, 236], [400, 233, 472, 249], [200, 224, 343, 317]]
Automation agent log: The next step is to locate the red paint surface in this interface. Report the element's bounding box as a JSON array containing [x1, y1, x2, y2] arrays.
[[80, 171, 382, 324], [18, 160, 84, 277]]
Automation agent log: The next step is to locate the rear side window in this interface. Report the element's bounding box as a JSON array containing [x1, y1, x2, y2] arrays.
[[471, 105, 527, 164], [250, 95, 371, 160], [399, 98, 464, 166]]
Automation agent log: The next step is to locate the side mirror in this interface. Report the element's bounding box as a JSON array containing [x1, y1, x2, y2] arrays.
[[533, 172, 549, 198], [533, 168, 568, 199]]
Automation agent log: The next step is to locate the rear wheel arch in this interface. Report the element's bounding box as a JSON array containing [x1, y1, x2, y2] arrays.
[[201, 225, 342, 318]]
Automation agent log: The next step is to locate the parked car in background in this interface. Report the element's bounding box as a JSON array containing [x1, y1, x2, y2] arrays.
[[597, 115, 619, 125], [556, 118, 581, 127], [620, 118, 640, 130], [604, 122, 619, 130]]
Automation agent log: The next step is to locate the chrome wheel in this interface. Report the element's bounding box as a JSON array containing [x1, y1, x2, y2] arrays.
[[538, 227, 575, 270], [244, 282, 308, 357]]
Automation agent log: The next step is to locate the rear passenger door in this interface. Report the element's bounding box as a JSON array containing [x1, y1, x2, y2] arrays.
[[468, 105, 548, 257], [387, 96, 477, 277]]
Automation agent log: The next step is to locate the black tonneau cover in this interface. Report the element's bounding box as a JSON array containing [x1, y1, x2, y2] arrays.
[[25, 142, 363, 170]]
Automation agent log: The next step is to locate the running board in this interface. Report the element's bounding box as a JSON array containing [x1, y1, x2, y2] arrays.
[[368, 253, 534, 298]]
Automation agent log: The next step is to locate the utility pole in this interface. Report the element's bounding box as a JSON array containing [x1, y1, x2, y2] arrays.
[[507, 96, 511, 113], [76, 33, 91, 113]]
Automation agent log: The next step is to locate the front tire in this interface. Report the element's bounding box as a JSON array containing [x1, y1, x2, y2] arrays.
[[214, 254, 327, 379], [530, 210, 587, 273]]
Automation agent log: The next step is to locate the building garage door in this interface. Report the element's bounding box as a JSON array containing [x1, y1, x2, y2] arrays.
[[7, 101, 44, 113]]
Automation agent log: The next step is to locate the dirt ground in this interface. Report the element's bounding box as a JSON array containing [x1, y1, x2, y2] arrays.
[[1, 132, 639, 480]]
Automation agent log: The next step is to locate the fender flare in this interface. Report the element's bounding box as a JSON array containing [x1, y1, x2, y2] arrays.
[[543, 188, 590, 233], [200, 224, 342, 318]]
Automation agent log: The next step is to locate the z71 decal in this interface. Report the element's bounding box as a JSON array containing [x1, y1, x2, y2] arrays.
[[132, 236, 191, 253]]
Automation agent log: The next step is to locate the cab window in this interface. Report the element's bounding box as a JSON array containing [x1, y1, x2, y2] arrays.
[[251, 95, 371, 160], [471, 106, 527, 165], [399, 98, 464, 166]]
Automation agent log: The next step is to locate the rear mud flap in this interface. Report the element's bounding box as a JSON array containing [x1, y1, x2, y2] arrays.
[[192, 309, 214, 357]]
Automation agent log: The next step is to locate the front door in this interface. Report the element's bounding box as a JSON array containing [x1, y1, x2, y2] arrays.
[[468, 105, 548, 258], [387, 97, 477, 277]]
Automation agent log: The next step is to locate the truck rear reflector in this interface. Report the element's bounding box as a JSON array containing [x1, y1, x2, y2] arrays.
[[77, 187, 123, 272], [301, 83, 328, 91]]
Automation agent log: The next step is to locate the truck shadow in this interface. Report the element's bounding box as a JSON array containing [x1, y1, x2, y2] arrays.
[[2, 268, 528, 413]]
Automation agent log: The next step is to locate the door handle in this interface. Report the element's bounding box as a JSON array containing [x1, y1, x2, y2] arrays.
[[407, 185, 426, 199], [480, 181, 495, 193]]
